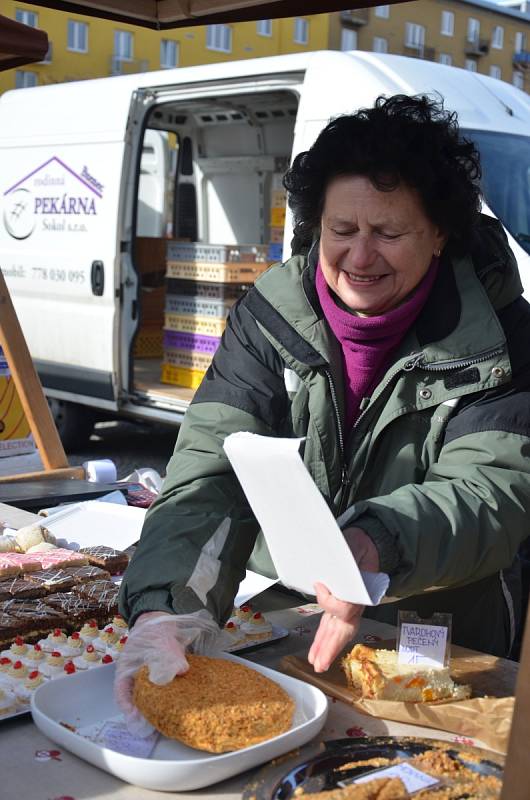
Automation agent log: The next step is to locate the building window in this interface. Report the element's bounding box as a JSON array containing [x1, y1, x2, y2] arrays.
[[465, 58, 477, 72], [293, 18, 309, 45], [341, 28, 358, 51], [513, 70, 524, 89], [256, 19, 272, 36], [492, 26, 504, 50], [15, 70, 37, 88], [374, 5, 390, 19], [206, 24, 232, 52], [489, 65, 502, 79], [160, 39, 178, 68], [114, 30, 133, 60], [467, 18, 480, 43], [373, 36, 388, 53], [15, 9, 38, 27], [439, 53, 452, 65], [67, 20, 88, 53], [440, 11, 454, 37], [515, 31, 526, 53], [405, 22, 425, 49]]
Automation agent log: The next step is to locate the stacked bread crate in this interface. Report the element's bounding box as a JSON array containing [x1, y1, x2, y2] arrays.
[[268, 173, 286, 264], [161, 244, 271, 389]]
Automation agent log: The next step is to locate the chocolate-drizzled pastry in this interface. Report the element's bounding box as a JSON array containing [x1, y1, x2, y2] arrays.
[[0, 579, 46, 601], [77, 546, 128, 575], [0, 599, 68, 631], [0, 613, 28, 645], [61, 565, 111, 585], [45, 592, 108, 626], [25, 569, 76, 593], [73, 580, 119, 613]]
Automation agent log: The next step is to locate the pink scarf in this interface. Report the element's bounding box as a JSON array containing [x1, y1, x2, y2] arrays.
[[316, 259, 439, 428]]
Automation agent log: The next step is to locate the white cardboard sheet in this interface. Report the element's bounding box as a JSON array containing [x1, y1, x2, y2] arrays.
[[235, 569, 278, 607], [223, 432, 389, 606]]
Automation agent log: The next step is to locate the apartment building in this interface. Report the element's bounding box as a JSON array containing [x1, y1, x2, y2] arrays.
[[3, 0, 530, 95], [330, 0, 530, 91], [0, 2, 330, 94]]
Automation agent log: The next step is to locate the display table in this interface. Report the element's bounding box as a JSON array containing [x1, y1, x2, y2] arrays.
[[3, 597, 492, 800]]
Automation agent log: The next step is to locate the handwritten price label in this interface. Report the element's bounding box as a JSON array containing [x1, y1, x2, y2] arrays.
[[398, 622, 447, 668]]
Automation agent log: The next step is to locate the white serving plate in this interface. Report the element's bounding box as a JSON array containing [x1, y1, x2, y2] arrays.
[[31, 655, 328, 792]]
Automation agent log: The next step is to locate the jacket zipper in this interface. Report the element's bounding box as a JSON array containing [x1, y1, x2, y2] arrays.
[[329, 344, 505, 515], [323, 368, 350, 511], [403, 346, 505, 373]]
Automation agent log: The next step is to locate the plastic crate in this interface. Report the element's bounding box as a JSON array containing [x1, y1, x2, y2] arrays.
[[164, 312, 227, 337], [164, 348, 214, 372], [166, 279, 245, 301], [161, 363, 207, 389], [163, 330, 221, 355], [267, 243, 283, 262], [133, 326, 163, 358], [166, 242, 268, 264], [165, 294, 234, 319], [165, 260, 270, 284]]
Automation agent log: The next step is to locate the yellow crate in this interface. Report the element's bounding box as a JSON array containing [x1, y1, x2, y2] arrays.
[[161, 363, 207, 389], [165, 260, 270, 284], [270, 207, 286, 227], [164, 348, 214, 372], [164, 313, 226, 337], [133, 326, 163, 358]]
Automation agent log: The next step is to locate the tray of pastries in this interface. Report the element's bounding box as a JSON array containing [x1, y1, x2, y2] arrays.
[[242, 735, 505, 799]]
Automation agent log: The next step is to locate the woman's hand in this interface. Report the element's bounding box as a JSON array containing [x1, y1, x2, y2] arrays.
[[308, 582, 364, 672], [307, 526, 380, 673]]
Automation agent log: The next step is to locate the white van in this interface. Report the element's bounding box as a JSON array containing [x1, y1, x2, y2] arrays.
[[1, 50, 530, 448]]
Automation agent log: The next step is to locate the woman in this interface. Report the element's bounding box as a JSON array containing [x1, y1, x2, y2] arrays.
[[116, 95, 530, 717]]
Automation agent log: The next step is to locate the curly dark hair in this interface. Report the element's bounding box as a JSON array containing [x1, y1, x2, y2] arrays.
[[283, 94, 482, 252]]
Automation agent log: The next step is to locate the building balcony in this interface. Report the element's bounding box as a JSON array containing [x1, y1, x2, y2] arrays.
[[110, 56, 149, 76], [340, 8, 369, 26], [464, 37, 489, 56], [403, 43, 436, 61], [514, 50, 530, 67]]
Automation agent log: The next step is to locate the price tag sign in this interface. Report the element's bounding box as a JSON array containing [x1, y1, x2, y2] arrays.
[[352, 763, 439, 792], [397, 622, 448, 668], [101, 720, 158, 758]]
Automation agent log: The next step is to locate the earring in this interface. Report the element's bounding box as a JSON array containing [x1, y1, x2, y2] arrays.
[[434, 248, 441, 257]]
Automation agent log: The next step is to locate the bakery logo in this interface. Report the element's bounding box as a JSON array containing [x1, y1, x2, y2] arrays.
[[3, 156, 104, 239]]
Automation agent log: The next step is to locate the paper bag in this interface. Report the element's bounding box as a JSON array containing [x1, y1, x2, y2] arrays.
[[281, 642, 516, 753]]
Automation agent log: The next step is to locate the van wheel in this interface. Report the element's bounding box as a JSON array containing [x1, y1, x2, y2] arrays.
[[48, 399, 95, 452]]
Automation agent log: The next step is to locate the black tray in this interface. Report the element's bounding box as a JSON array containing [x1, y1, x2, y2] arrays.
[[242, 736, 504, 799], [0, 480, 126, 510]]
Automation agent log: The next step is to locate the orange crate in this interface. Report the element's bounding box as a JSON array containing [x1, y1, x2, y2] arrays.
[[133, 326, 163, 358], [165, 260, 270, 284]]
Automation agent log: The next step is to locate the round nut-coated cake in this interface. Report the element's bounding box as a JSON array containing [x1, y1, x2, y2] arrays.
[[133, 654, 295, 753]]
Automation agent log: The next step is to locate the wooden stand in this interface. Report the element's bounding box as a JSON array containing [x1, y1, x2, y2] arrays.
[[0, 269, 84, 483], [500, 601, 530, 798]]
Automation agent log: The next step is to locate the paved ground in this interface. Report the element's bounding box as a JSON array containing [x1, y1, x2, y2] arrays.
[[67, 419, 177, 480]]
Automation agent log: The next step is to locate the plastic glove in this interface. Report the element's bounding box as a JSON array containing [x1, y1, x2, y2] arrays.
[[114, 609, 219, 736]]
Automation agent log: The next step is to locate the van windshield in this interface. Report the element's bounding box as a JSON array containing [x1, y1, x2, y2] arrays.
[[464, 129, 530, 255]]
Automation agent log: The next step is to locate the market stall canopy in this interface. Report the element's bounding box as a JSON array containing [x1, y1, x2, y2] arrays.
[[26, 0, 408, 30], [0, 14, 49, 70]]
